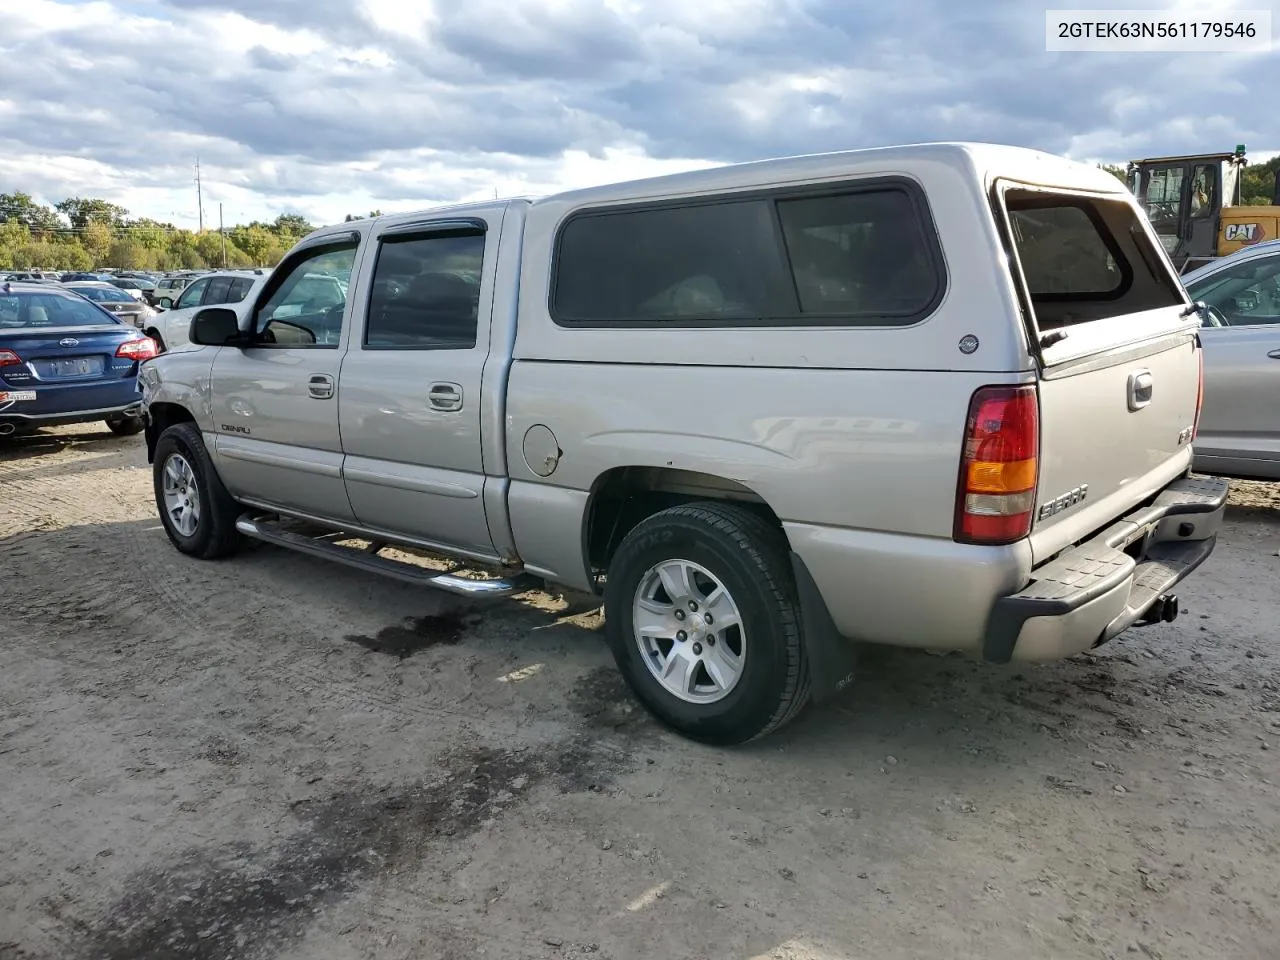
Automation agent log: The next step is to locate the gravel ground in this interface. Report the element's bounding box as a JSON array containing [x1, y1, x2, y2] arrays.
[[2, 426, 1279, 960]]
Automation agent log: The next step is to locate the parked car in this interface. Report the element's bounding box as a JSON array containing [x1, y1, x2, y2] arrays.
[[109, 276, 155, 303], [0, 280, 157, 437], [1181, 239, 1280, 480], [138, 142, 1228, 744], [146, 270, 267, 350], [63, 281, 158, 330], [153, 273, 202, 309], [61, 272, 112, 283]]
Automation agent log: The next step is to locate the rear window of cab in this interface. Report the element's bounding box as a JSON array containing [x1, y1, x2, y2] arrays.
[[550, 179, 946, 328]]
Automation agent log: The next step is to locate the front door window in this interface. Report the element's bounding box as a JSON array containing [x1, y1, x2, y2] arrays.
[[255, 245, 357, 347]]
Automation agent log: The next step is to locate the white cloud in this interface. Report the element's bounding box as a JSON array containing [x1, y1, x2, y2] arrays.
[[0, 0, 1273, 230]]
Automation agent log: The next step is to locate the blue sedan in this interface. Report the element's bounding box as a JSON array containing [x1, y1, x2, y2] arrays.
[[0, 280, 158, 438]]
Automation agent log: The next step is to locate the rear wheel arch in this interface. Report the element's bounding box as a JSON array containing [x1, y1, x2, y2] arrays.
[[582, 466, 789, 591]]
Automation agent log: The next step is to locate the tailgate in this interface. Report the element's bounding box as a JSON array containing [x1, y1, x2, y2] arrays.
[[995, 184, 1203, 563]]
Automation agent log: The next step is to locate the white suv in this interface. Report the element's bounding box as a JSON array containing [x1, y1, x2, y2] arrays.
[[147, 270, 269, 351]]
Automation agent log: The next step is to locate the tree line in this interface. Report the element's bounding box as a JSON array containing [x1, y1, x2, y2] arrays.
[[0, 192, 332, 272]]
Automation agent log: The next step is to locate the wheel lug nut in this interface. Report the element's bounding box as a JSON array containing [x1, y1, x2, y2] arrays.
[[704, 614, 713, 625], [688, 601, 698, 612], [674, 609, 686, 621], [707, 637, 715, 646], [676, 631, 687, 642], [692, 642, 703, 655]]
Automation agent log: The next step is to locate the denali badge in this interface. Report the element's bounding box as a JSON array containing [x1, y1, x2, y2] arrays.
[[220, 424, 251, 435], [1038, 484, 1089, 521]]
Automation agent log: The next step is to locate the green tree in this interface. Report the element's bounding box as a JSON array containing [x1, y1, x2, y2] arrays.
[[1240, 157, 1279, 205], [56, 196, 128, 231], [56, 242, 93, 271], [107, 239, 156, 270], [125, 218, 172, 251], [229, 224, 274, 264], [272, 213, 315, 237], [81, 220, 114, 266], [0, 219, 34, 269], [0, 193, 64, 235]]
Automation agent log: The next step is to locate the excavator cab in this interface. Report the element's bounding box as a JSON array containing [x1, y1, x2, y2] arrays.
[[1127, 147, 1247, 273]]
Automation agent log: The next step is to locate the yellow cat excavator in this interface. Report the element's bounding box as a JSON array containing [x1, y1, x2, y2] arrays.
[[1126, 145, 1280, 273]]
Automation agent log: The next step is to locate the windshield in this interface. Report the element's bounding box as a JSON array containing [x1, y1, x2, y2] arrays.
[[75, 287, 135, 303], [0, 291, 120, 328], [1186, 254, 1280, 325]]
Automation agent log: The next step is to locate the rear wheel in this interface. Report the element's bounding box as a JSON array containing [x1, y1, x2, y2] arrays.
[[106, 417, 145, 436], [153, 422, 241, 559], [603, 501, 810, 745]]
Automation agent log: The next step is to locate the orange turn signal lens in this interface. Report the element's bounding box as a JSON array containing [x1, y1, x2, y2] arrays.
[[966, 457, 1037, 494]]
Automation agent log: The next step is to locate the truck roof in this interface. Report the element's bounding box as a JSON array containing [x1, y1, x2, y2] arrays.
[[532, 141, 1127, 210], [300, 141, 1127, 243]]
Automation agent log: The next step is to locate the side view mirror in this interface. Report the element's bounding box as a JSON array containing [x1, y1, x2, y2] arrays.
[[190, 307, 244, 347], [158, 297, 173, 309]]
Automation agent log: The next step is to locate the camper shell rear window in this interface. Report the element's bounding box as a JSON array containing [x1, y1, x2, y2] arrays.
[[1001, 188, 1184, 331]]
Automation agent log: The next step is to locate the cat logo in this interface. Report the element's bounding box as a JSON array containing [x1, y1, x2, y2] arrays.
[[1224, 223, 1266, 245]]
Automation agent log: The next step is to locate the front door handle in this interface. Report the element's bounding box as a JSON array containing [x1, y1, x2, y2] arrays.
[[1127, 369, 1153, 411], [427, 382, 463, 411], [308, 374, 334, 400], [1267, 349, 1280, 360]]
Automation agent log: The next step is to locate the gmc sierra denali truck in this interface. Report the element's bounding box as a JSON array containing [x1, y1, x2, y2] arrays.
[[138, 142, 1229, 745]]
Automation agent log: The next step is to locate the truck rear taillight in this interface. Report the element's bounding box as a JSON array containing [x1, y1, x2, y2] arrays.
[[115, 338, 159, 361], [1192, 341, 1204, 440], [0, 349, 21, 367], [954, 385, 1040, 545]]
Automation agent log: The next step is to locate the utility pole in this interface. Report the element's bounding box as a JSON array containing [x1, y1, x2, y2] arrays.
[[219, 203, 226, 268], [195, 157, 204, 233]]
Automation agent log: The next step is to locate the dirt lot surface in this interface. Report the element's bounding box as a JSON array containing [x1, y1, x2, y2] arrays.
[[2, 426, 1279, 960]]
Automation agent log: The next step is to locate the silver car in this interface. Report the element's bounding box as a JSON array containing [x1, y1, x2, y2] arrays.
[[1183, 239, 1280, 480]]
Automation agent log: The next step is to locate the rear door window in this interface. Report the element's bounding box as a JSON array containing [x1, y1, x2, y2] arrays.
[[364, 232, 485, 349], [204, 277, 233, 304]]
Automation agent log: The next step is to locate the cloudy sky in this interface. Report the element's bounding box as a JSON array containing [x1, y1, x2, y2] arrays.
[[0, 0, 1275, 229]]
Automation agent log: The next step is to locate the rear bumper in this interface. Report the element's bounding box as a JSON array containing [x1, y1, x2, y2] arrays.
[[0, 401, 143, 427], [983, 475, 1230, 663]]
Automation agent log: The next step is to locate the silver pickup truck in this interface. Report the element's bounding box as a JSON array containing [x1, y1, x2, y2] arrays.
[[138, 142, 1229, 745]]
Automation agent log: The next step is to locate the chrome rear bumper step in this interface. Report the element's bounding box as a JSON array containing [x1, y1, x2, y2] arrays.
[[234, 514, 534, 598]]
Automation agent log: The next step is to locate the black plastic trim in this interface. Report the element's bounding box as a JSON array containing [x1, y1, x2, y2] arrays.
[[790, 551, 857, 703]]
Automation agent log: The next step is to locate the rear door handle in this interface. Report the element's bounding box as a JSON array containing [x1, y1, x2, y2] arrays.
[[308, 374, 334, 399], [428, 382, 463, 411], [1268, 349, 1280, 360], [1127, 369, 1153, 411]]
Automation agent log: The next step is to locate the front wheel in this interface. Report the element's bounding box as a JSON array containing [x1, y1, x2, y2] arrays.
[[603, 502, 810, 745], [106, 416, 145, 436], [152, 422, 241, 559]]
